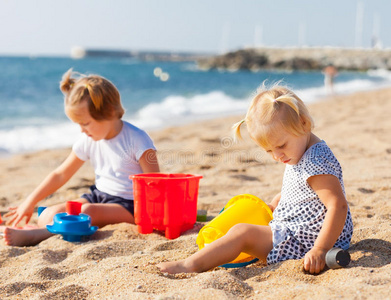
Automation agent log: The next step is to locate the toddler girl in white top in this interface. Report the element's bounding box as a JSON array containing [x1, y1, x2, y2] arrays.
[[158, 83, 353, 274], [2, 69, 160, 246]]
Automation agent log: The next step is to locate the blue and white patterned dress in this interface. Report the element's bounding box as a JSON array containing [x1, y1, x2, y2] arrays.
[[267, 140, 353, 264]]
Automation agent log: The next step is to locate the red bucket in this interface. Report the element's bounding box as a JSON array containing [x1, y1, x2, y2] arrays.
[[130, 173, 202, 239]]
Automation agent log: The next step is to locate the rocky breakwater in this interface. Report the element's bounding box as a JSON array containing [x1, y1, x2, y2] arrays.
[[197, 47, 391, 71]]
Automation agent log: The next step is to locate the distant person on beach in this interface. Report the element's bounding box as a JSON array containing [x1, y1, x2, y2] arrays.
[[1, 69, 160, 246], [323, 64, 338, 94], [158, 83, 353, 275]]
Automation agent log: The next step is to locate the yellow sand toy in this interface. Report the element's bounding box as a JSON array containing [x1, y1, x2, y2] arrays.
[[196, 194, 273, 268]]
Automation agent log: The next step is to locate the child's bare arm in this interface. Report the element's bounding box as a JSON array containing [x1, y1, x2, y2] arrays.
[[268, 192, 281, 212], [6, 151, 84, 226], [304, 174, 348, 274], [139, 149, 160, 173]]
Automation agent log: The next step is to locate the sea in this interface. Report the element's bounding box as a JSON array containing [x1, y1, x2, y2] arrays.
[[1, 56, 391, 155]]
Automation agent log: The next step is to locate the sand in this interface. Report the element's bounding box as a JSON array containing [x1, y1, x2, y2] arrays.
[[0, 88, 390, 299]]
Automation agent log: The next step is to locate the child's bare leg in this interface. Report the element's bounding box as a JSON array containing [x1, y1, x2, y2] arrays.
[[0, 201, 76, 247], [37, 202, 69, 227], [158, 224, 273, 274], [0, 202, 68, 246], [1, 227, 53, 247], [39, 200, 134, 228], [80, 203, 134, 227], [1, 200, 133, 247]]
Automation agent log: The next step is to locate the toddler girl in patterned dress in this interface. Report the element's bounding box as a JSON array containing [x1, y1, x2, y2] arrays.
[[158, 83, 353, 275]]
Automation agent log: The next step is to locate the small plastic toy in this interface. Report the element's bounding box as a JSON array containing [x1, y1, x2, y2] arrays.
[[130, 173, 202, 239], [325, 247, 351, 269], [37, 206, 47, 217], [46, 201, 98, 242], [196, 209, 207, 222], [196, 194, 273, 267]]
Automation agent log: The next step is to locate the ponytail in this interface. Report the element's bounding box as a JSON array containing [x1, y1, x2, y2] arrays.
[[232, 119, 245, 140], [59, 68, 76, 94]]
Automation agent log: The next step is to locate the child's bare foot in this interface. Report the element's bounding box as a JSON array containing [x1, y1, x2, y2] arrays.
[[0, 226, 52, 246], [157, 260, 194, 274]]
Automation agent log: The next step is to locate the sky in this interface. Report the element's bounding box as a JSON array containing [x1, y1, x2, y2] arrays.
[[0, 0, 390, 56]]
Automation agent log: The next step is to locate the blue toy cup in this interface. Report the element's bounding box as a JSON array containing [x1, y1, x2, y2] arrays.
[[46, 213, 98, 242]]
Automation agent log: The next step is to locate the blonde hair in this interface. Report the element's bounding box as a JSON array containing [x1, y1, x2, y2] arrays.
[[233, 82, 314, 148], [60, 68, 125, 120]]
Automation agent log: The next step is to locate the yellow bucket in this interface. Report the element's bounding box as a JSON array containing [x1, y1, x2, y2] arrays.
[[196, 194, 273, 264]]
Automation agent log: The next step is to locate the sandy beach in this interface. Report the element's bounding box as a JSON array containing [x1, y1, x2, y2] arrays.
[[0, 88, 390, 299]]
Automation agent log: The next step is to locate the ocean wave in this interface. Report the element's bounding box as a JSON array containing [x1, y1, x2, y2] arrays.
[[0, 123, 80, 154], [129, 91, 249, 129], [367, 68, 391, 80], [297, 77, 391, 103]]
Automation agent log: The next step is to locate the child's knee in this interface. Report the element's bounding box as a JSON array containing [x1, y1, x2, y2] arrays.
[[227, 223, 261, 246], [80, 203, 94, 215], [37, 206, 63, 226], [228, 223, 252, 237]]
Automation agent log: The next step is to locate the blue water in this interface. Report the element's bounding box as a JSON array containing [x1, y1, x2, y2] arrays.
[[0, 56, 390, 154]]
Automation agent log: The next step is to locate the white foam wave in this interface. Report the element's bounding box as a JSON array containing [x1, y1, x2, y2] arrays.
[[128, 91, 249, 129], [297, 77, 391, 103], [367, 68, 391, 80], [0, 123, 81, 154]]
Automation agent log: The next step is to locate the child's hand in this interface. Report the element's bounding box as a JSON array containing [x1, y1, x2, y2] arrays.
[[303, 246, 327, 274], [4, 201, 35, 227]]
